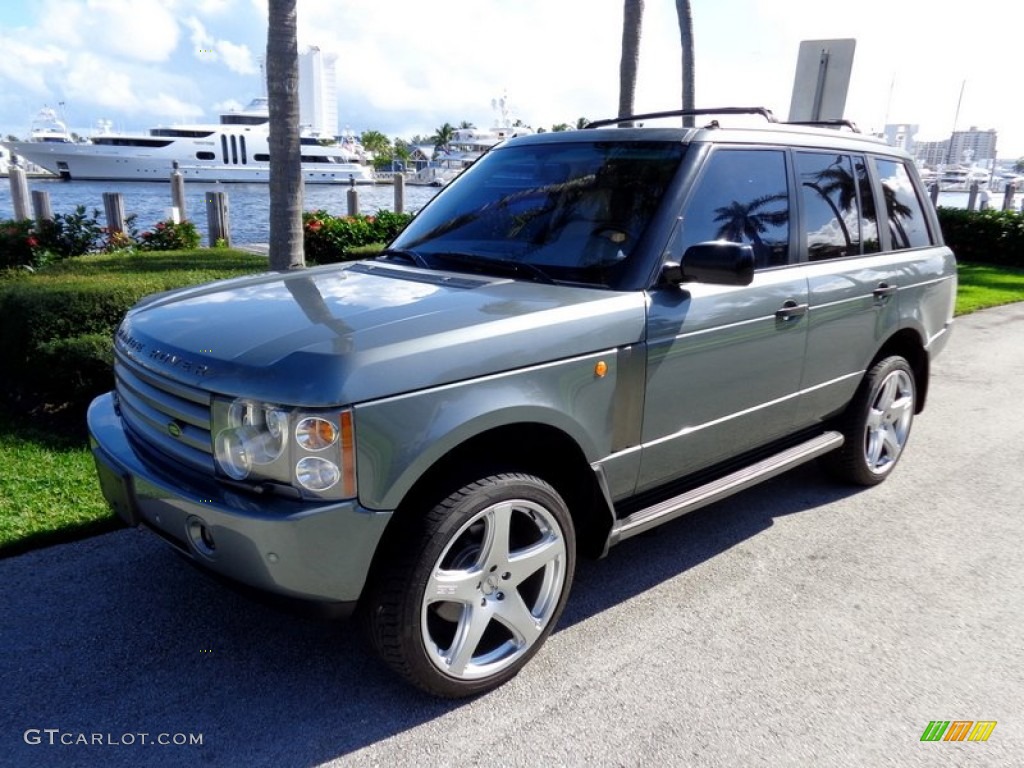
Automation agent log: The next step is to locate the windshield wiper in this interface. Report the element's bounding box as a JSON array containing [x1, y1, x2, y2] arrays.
[[432, 252, 556, 285], [378, 248, 433, 269]]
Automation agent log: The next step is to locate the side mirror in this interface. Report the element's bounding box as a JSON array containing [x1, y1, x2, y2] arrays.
[[661, 241, 755, 287]]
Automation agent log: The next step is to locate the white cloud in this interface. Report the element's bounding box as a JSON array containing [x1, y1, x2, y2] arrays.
[[0, 39, 69, 93], [216, 40, 258, 74], [63, 53, 138, 111], [84, 0, 181, 62], [142, 93, 205, 121]]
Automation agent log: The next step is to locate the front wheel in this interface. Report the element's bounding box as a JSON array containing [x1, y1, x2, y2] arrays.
[[823, 355, 916, 486], [363, 473, 576, 698]]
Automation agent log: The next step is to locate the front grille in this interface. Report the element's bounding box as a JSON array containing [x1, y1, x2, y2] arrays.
[[114, 349, 214, 474]]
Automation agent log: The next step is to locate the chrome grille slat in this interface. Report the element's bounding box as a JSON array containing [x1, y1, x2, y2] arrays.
[[116, 384, 210, 453], [114, 350, 214, 474], [116, 362, 209, 428]]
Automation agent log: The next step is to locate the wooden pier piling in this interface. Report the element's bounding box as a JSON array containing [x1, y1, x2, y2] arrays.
[[8, 163, 30, 220], [393, 173, 405, 214], [31, 190, 53, 223], [205, 191, 230, 246], [170, 164, 187, 222], [102, 192, 126, 234], [347, 175, 359, 217]]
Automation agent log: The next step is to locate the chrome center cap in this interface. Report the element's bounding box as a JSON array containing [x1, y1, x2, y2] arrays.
[[480, 574, 501, 597]]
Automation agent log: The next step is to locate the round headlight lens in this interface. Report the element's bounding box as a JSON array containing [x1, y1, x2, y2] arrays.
[[295, 417, 338, 451], [265, 408, 288, 441], [295, 457, 341, 491], [214, 427, 254, 480]]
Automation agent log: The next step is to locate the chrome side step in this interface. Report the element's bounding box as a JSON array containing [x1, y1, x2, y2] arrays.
[[609, 431, 844, 545]]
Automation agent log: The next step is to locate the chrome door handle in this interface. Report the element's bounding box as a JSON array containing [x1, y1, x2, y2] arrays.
[[775, 300, 808, 321], [873, 283, 898, 301]]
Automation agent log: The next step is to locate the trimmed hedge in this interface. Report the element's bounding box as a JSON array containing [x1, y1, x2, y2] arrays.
[[0, 250, 267, 424], [303, 209, 412, 264], [937, 207, 1024, 269]]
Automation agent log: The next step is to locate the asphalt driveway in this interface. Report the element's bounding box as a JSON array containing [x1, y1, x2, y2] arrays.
[[2, 303, 1022, 767]]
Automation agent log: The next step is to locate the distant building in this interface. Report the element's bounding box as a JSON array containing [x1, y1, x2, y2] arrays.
[[948, 126, 997, 166], [912, 126, 999, 169], [882, 124, 918, 154], [298, 46, 338, 138], [914, 139, 949, 169]]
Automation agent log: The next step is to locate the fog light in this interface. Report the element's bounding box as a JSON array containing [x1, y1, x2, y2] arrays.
[[295, 457, 341, 491], [187, 516, 216, 557]]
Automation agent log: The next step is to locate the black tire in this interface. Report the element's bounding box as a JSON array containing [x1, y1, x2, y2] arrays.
[[362, 473, 576, 698], [823, 355, 917, 486]]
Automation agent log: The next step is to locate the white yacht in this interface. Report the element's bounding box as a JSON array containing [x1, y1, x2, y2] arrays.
[[0, 98, 375, 184], [410, 126, 533, 186]]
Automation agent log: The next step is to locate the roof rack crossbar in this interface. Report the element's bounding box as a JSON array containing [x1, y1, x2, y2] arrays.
[[586, 107, 778, 129], [785, 119, 861, 133]]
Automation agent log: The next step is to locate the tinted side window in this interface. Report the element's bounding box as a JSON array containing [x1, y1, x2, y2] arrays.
[[677, 149, 790, 268], [796, 152, 864, 261], [874, 158, 933, 249]]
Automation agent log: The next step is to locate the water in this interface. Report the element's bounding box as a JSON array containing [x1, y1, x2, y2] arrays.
[[0, 177, 440, 246], [1, 177, 1016, 247]]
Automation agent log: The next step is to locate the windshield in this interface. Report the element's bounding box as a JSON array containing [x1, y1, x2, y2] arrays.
[[390, 140, 686, 286]]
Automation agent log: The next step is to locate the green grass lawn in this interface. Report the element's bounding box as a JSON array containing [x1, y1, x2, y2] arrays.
[[955, 263, 1024, 315], [0, 410, 118, 556], [1, 256, 1022, 557]]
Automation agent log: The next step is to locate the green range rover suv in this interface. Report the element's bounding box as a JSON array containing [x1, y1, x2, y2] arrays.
[[89, 108, 956, 697]]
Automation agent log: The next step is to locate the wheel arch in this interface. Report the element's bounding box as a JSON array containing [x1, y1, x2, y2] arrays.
[[369, 421, 615, 573], [872, 328, 930, 412]]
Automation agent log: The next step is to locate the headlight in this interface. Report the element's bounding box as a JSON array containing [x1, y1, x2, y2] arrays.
[[211, 397, 356, 501]]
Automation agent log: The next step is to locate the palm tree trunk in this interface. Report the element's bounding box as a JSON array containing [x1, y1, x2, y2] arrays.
[[618, 0, 644, 127], [675, 0, 695, 127], [267, 0, 304, 269]]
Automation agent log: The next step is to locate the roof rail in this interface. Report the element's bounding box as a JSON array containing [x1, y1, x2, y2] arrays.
[[586, 107, 778, 129], [785, 119, 861, 133]]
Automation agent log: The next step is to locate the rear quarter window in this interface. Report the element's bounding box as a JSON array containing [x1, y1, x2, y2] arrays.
[[873, 158, 934, 249]]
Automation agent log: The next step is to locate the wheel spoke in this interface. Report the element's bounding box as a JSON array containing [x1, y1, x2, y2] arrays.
[[876, 375, 900, 411], [493, 589, 543, 645], [866, 428, 884, 467], [445, 603, 494, 676], [881, 425, 904, 460], [507, 534, 564, 587], [477, 502, 515, 568]]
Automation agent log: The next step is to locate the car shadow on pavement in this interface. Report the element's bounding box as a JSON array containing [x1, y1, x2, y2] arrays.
[[1, 464, 860, 768], [561, 463, 862, 627]]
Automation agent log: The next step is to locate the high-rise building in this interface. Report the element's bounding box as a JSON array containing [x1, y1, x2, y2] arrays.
[[298, 46, 338, 138], [947, 126, 997, 165]]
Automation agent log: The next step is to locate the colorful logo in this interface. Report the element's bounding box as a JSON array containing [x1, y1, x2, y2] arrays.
[[920, 721, 997, 742]]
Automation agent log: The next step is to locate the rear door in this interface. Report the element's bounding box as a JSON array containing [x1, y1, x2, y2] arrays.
[[797, 152, 940, 422]]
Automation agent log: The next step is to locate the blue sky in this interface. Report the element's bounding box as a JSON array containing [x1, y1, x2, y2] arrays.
[[1, 0, 1023, 158]]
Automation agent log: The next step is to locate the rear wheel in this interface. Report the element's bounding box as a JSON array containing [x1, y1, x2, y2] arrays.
[[363, 473, 575, 698], [824, 355, 916, 486]]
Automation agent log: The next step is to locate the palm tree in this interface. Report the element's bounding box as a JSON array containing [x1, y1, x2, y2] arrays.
[[618, 0, 644, 127], [431, 122, 456, 151], [266, 0, 303, 269], [675, 0, 695, 127], [360, 130, 391, 157], [458, 121, 476, 129]]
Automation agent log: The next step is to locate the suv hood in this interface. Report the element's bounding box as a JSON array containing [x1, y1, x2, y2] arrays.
[[116, 262, 647, 405]]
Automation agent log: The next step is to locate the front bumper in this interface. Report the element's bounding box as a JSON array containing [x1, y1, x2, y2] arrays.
[[88, 393, 392, 614]]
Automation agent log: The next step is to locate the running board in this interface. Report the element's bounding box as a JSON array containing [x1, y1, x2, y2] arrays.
[[609, 431, 844, 545]]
